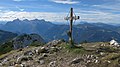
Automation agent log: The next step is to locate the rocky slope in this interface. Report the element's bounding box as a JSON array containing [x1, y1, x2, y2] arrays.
[[12, 34, 45, 49], [0, 40, 120, 67], [0, 34, 45, 55]]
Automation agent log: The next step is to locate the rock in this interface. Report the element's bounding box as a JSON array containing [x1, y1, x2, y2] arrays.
[[87, 60, 91, 63], [0, 63, 2, 66], [38, 53, 48, 61], [48, 61, 56, 67], [42, 53, 48, 57], [18, 48, 23, 51], [2, 58, 8, 64], [15, 64, 19, 67], [100, 44, 106, 46], [38, 56, 44, 60], [13, 34, 45, 49], [110, 39, 119, 46], [95, 60, 98, 63], [70, 58, 84, 64], [100, 52, 104, 56], [20, 64, 24, 67], [39, 60, 45, 65], [49, 47, 59, 53], [107, 61, 111, 63], [17, 56, 33, 63], [35, 47, 48, 54], [24, 50, 34, 56], [47, 39, 64, 47]]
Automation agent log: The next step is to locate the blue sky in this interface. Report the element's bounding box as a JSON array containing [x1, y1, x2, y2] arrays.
[[0, 0, 120, 23]]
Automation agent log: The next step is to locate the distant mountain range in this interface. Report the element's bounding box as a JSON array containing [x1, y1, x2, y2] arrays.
[[1, 19, 120, 43]]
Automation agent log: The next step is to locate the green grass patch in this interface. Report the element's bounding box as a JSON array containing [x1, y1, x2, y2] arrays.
[[29, 41, 45, 47], [61, 43, 87, 54], [102, 53, 120, 60], [0, 42, 14, 55]]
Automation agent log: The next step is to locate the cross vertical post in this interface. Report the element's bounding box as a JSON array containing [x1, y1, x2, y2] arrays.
[[70, 8, 73, 46], [64, 8, 80, 47]]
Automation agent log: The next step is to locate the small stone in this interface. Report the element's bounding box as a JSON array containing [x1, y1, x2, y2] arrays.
[[87, 60, 91, 63], [24, 50, 33, 56], [39, 60, 45, 65], [36, 47, 48, 54], [70, 58, 84, 64], [108, 61, 111, 63], [42, 53, 48, 57], [20, 64, 24, 67], [95, 60, 98, 63], [47, 39, 64, 47], [100, 52, 104, 55], [48, 61, 56, 67], [0, 63, 2, 66], [15, 64, 20, 67]]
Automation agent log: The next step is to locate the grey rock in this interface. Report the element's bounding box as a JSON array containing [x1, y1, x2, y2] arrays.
[[35, 47, 48, 54], [47, 40, 64, 47], [39, 60, 45, 65], [49, 47, 59, 53], [48, 61, 56, 67], [24, 50, 34, 56], [13, 34, 45, 49], [17, 56, 33, 63], [70, 58, 84, 64]]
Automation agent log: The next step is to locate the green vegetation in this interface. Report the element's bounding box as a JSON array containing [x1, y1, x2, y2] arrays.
[[102, 53, 120, 60], [0, 41, 45, 55], [61, 43, 87, 54], [0, 42, 13, 55], [98, 46, 120, 53], [29, 41, 45, 47]]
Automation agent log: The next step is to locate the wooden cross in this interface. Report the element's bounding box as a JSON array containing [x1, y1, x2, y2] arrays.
[[64, 8, 80, 47]]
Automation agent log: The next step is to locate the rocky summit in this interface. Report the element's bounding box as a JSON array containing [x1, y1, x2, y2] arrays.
[[12, 34, 45, 49], [0, 40, 120, 67]]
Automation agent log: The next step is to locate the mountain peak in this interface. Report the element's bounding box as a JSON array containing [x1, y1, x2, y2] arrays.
[[23, 19, 29, 22], [13, 18, 21, 22]]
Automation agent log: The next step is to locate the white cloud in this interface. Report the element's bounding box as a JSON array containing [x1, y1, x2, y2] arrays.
[[0, 10, 120, 24], [0, 11, 67, 22], [50, 0, 79, 4], [92, 0, 120, 12]]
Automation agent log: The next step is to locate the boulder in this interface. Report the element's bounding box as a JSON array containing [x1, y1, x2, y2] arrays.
[[110, 39, 119, 46]]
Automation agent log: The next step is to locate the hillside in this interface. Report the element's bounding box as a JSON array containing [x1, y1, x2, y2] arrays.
[[0, 30, 17, 44], [0, 34, 45, 55], [0, 40, 120, 67]]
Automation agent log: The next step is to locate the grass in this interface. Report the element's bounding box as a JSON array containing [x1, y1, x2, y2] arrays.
[[60, 43, 87, 54], [101, 53, 120, 60]]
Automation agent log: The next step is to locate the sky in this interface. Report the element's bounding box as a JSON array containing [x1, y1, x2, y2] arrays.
[[0, 0, 120, 23]]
